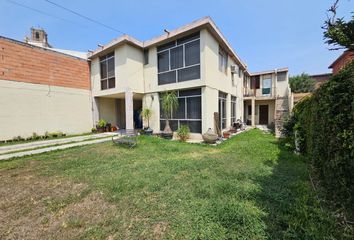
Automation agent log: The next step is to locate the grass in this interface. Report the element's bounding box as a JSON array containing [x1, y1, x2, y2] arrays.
[[0, 129, 351, 239]]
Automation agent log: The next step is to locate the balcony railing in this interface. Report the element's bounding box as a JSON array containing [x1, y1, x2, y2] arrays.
[[243, 87, 276, 98]]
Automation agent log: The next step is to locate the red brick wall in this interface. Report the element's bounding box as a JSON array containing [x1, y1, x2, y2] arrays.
[[332, 51, 354, 74], [0, 37, 90, 90]]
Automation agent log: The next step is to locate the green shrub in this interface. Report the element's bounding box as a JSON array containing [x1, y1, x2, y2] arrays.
[[283, 60, 354, 219], [97, 119, 107, 128], [176, 125, 190, 142]]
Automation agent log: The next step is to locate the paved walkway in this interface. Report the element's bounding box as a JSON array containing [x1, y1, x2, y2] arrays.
[[0, 133, 116, 155], [0, 133, 117, 161]]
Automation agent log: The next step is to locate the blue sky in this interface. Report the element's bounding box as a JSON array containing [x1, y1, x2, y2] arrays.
[[0, 0, 352, 75]]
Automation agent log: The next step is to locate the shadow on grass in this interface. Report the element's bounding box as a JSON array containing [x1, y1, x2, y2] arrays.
[[253, 140, 348, 239]]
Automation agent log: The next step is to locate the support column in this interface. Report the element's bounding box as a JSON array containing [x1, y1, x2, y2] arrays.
[[125, 89, 134, 130], [92, 97, 99, 126], [251, 98, 256, 127]]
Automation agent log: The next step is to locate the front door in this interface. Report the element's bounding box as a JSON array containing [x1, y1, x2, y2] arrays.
[[259, 105, 268, 125]]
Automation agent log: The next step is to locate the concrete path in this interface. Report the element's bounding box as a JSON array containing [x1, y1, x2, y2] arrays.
[[0, 133, 116, 155], [0, 137, 113, 161]]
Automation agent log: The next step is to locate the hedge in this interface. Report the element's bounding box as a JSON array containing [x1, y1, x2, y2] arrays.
[[283, 60, 354, 219]]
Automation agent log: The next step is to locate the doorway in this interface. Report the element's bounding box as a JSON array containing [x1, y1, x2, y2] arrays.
[[259, 105, 268, 125]]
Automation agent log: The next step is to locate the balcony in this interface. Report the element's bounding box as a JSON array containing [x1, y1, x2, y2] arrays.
[[243, 87, 276, 99]]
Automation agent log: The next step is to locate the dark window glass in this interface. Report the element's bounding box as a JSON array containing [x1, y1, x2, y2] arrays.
[[177, 32, 200, 45], [179, 88, 201, 97], [100, 61, 107, 79], [157, 41, 176, 52], [158, 71, 176, 85], [178, 65, 200, 82], [101, 80, 107, 90], [173, 98, 186, 119], [144, 49, 149, 65], [219, 91, 227, 98], [107, 58, 115, 78], [277, 72, 286, 81], [158, 51, 169, 73], [180, 121, 202, 133], [185, 40, 200, 66], [108, 78, 115, 88], [187, 97, 201, 119], [170, 46, 183, 70], [248, 105, 252, 115]]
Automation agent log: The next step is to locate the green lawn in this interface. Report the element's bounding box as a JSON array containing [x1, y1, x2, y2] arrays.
[[0, 129, 348, 239]]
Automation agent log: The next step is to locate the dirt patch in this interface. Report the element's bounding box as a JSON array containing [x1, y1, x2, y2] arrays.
[[0, 166, 116, 240], [153, 221, 169, 239]]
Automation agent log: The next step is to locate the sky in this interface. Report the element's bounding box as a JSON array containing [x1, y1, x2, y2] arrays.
[[0, 0, 353, 75]]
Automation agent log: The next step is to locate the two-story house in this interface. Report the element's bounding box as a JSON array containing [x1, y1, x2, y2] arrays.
[[89, 16, 291, 138], [89, 17, 248, 138]]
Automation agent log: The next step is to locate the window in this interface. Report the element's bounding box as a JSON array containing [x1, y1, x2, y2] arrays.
[[100, 52, 115, 90], [160, 88, 202, 133], [157, 32, 200, 85], [251, 76, 260, 89], [144, 49, 149, 65], [262, 76, 272, 95], [218, 92, 227, 129], [218, 47, 228, 73], [239, 68, 243, 78], [231, 96, 237, 124], [277, 72, 287, 81], [35, 32, 40, 40]]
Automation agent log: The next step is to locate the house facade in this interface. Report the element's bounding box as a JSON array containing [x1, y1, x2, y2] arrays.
[[0, 17, 291, 141], [89, 17, 291, 138]]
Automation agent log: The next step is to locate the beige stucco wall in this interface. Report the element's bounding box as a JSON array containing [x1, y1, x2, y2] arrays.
[[0, 80, 93, 140], [202, 30, 244, 131], [98, 97, 116, 125], [91, 44, 145, 97]]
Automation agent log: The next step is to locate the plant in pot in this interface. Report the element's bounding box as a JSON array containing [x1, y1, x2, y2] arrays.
[[161, 91, 178, 139], [140, 108, 153, 135], [96, 119, 107, 133], [177, 125, 190, 142]]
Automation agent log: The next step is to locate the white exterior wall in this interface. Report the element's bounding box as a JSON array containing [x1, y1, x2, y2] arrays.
[[0, 80, 93, 140], [202, 29, 244, 130], [91, 44, 145, 97]]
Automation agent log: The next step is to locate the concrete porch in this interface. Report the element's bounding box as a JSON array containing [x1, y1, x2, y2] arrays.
[[92, 91, 143, 130]]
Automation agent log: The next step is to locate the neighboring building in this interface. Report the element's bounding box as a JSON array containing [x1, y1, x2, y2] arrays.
[[310, 73, 332, 88], [88, 17, 291, 138], [0, 36, 92, 140], [329, 50, 354, 74]]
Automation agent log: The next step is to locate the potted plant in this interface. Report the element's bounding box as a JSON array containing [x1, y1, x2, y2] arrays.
[[96, 119, 107, 133], [161, 91, 179, 139], [140, 108, 153, 135], [176, 125, 190, 142], [223, 131, 231, 139]]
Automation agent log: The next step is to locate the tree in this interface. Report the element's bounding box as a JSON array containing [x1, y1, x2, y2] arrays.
[[161, 91, 178, 134], [323, 0, 354, 50], [289, 73, 316, 93], [140, 108, 153, 129]]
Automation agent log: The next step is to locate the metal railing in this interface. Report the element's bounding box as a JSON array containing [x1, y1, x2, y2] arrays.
[[243, 87, 276, 98]]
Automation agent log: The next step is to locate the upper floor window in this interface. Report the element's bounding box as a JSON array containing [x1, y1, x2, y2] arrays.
[[144, 49, 149, 65], [157, 32, 200, 85], [100, 52, 115, 90], [218, 47, 228, 73], [231, 96, 237, 124]]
